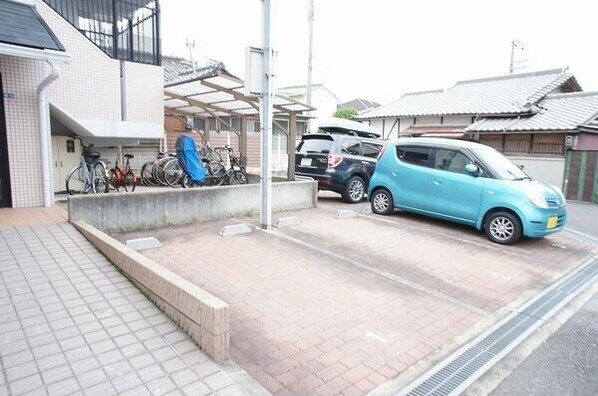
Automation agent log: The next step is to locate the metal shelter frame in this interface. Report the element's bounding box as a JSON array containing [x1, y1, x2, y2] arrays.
[[164, 70, 314, 180]]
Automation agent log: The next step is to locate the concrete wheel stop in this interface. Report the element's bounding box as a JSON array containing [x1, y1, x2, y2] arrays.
[[126, 237, 162, 251], [334, 209, 358, 219], [219, 223, 253, 237], [274, 217, 301, 228]]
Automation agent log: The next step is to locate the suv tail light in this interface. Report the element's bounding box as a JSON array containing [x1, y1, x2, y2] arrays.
[[327, 154, 343, 168], [377, 142, 388, 160]]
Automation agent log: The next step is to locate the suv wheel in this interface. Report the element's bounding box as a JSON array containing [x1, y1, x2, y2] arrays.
[[484, 211, 522, 245], [371, 189, 394, 215], [342, 176, 365, 203]]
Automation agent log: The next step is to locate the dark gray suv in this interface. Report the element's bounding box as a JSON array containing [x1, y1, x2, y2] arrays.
[[295, 133, 383, 203]]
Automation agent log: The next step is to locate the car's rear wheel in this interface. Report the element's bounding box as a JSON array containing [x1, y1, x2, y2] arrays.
[[342, 176, 365, 203], [371, 189, 394, 215], [484, 211, 522, 245]]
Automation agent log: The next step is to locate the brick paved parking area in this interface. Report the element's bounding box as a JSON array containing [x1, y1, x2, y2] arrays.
[[118, 194, 597, 396]]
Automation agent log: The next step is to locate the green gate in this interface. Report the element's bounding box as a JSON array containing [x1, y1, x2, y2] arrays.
[[564, 150, 598, 203]]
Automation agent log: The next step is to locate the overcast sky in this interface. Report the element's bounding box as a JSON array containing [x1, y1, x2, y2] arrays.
[[161, 0, 598, 105]]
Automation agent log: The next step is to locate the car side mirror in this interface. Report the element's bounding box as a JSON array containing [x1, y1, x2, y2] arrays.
[[465, 163, 480, 176]]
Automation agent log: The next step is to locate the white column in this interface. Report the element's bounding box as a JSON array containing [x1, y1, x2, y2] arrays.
[[260, 0, 276, 229]]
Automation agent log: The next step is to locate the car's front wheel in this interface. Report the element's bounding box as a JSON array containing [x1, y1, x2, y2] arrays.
[[484, 211, 522, 245], [342, 176, 365, 203], [371, 189, 394, 215]]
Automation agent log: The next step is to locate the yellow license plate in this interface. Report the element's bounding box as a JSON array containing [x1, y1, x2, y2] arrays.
[[547, 216, 558, 229]]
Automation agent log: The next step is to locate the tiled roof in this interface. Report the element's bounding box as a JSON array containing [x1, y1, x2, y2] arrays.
[[467, 91, 598, 132], [338, 98, 381, 112], [357, 69, 580, 119], [278, 84, 340, 102], [580, 113, 598, 132], [0, 0, 64, 51], [278, 84, 323, 97], [163, 56, 228, 85]]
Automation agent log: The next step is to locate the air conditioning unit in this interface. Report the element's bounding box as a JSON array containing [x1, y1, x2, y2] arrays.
[[565, 135, 576, 149]]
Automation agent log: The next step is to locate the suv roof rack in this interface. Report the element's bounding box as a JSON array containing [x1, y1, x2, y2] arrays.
[[314, 117, 381, 139], [318, 128, 380, 139]]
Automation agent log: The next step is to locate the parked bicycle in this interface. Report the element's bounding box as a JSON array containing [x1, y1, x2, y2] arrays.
[[108, 150, 136, 192], [181, 144, 247, 187], [140, 152, 178, 187], [65, 136, 109, 195], [220, 145, 248, 185], [139, 139, 248, 188]]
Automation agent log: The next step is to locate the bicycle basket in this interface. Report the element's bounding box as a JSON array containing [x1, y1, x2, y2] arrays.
[[83, 146, 101, 163]]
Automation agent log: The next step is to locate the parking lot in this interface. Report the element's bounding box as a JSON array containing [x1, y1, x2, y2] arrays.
[[116, 192, 597, 396]]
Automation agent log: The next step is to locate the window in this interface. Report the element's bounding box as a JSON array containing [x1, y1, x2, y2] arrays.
[[396, 146, 432, 166], [297, 138, 333, 154], [434, 149, 472, 174], [44, 0, 161, 65], [361, 142, 383, 158], [341, 139, 361, 155], [531, 134, 565, 154]]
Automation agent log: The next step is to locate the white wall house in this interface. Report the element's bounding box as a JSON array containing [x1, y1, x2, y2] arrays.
[[278, 83, 340, 132], [357, 69, 598, 188], [0, 0, 164, 208]]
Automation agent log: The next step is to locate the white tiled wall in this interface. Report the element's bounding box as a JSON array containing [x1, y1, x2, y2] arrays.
[[124, 61, 164, 124], [0, 1, 164, 207], [0, 55, 47, 207], [38, 2, 122, 120]]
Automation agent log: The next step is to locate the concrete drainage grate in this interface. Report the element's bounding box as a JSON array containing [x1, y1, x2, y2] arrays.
[[401, 257, 598, 396]]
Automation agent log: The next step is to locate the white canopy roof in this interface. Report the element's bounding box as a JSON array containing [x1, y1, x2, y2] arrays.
[[164, 72, 315, 119]]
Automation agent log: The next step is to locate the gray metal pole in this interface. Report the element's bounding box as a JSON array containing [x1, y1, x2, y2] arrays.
[[260, 0, 275, 229], [509, 40, 515, 74], [306, 0, 314, 110]]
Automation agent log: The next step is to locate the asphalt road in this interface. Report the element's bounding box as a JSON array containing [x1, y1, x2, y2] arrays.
[[488, 201, 598, 396]]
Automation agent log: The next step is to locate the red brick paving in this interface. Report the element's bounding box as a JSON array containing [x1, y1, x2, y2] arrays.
[[117, 198, 596, 395]]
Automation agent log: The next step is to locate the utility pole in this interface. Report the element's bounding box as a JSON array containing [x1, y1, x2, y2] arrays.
[[260, 0, 276, 230], [509, 39, 524, 74], [306, 0, 314, 110], [186, 39, 196, 73]]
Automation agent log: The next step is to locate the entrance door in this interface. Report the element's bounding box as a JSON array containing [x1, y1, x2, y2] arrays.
[[52, 135, 81, 192], [0, 74, 11, 207]]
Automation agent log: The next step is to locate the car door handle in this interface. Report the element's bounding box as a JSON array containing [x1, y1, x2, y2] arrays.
[[433, 179, 442, 185]]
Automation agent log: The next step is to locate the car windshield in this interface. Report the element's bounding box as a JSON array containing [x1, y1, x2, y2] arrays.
[[474, 147, 531, 180]]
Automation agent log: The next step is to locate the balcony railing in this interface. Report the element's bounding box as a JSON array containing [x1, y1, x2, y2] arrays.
[[43, 0, 161, 65]]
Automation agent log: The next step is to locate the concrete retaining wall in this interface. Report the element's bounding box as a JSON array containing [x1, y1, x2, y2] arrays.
[[68, 180, 318, 232], [73, 221, 230, 361]]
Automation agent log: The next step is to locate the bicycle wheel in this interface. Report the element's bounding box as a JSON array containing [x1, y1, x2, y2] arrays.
[[140, 161, 156, 186], [152, 157, 170, 186], [231, 170, 248, 185], [124, 171, 136, 192], [164, 159, 183, 188], [92, 162, 108, 194], [108, 169, 120, 192], [65, 164, 89, 195]]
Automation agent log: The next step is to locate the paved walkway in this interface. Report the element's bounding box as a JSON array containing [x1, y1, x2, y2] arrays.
[[0, 218, 246, 395]]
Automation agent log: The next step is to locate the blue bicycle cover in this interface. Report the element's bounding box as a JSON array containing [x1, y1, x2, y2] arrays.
[[175, 135, 206, 183]]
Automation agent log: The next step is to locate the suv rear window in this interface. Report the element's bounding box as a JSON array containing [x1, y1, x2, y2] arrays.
[[297, 137, 333, 154]]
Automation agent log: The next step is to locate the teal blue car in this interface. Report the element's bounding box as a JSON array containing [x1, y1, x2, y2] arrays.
[[368, 138, 567, 245]]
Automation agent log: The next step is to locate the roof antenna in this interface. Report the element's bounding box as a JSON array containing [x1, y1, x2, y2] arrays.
[[186, 39, 196, 73], [509, 40, 527, 74]]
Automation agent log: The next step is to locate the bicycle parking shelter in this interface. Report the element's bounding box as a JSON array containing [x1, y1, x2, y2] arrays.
[[163, 64, 315, 181]]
